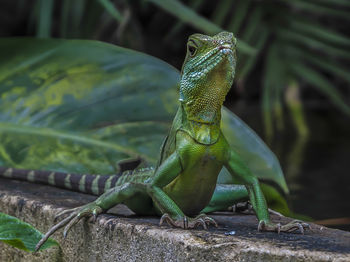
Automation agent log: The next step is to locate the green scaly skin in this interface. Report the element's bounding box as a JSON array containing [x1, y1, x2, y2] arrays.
[[0, 32, 309, 251]]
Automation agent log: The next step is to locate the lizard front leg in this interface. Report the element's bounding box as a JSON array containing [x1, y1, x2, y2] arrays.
[[145, 152, 217, 229], [225, 149, 310, 234], [35, 181, 145, 251]]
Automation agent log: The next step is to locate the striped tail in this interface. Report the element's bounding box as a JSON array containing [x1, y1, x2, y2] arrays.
[[0, 167, 121, 196]]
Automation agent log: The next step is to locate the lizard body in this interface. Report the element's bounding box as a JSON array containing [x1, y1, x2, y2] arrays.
[[0, 32, 309, 250]]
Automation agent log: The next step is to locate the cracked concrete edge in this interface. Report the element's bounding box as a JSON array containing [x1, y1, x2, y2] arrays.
[[0, 193, 349, 262]]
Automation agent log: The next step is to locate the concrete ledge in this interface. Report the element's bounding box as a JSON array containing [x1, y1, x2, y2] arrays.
[[0, 178, 349, 262]]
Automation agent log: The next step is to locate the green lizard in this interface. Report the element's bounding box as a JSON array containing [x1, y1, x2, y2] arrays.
[[0, 32, 309, 251]]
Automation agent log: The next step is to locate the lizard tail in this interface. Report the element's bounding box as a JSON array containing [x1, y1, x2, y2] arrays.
[[0, 167, 121, 196]]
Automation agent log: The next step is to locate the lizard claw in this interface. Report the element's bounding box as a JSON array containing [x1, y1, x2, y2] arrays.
[[159, 213, 171, 226], [196, 218, 207, 229], [63, 215, 81, 239], [231, 202, 283, 217], [298, 222, 304, 234], [258, 219, 310, 234], [54, 207, 79, 221], [197, 214, 218, 228], [230, 201, 252, 214], [92, 209, 99, 223], [258, 220, 265, 232], [35, 203, 103, 252], [159, 213, 217, 229]]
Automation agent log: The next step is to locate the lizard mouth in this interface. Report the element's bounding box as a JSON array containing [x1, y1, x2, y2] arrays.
[[219, 44, 233, 55], [191, 46, 232, 72], [219, 44, 232, 50], [182, 43, 235, 83]]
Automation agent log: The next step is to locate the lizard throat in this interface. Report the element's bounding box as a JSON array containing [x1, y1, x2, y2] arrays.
[[179, 49, 234, 124], [181, 92, 224, 124], [180, 70, 232, 124], [180, 104, 221, 145]]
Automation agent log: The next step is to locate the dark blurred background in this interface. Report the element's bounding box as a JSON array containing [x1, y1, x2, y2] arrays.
[[0, 0, 349, 230]]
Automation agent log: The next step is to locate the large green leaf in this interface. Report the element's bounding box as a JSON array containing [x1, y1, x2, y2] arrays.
[[0, 38, 177, 173], [221, 109, 288, 194], [0, 212, 58, 252], [0, 38, 288, 195]]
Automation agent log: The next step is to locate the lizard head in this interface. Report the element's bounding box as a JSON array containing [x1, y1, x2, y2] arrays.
[[179, 31, 237, 123]]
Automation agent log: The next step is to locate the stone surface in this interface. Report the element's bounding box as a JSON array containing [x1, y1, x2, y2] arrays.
[[0, 178, 350, 262]]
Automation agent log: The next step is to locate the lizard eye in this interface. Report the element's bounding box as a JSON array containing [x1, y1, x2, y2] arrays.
[[187, 42, 197, 57]]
